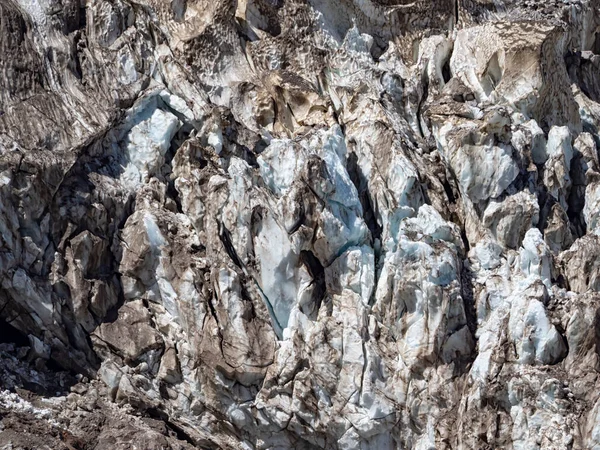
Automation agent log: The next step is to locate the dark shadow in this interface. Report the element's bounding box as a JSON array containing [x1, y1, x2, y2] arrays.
[[442, 57, 452, 84], [346, 151, 382, 243], [566, 50, 600, 104], [593, 31, 600, 55], [0, 318, 29, 347], [299, 250, 326, 319], [0, 318, 78, 396], [0, 93, 194, 378]]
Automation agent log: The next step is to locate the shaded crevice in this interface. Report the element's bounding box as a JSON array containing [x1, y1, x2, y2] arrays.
[[593, 32, 600, 55], [460, 228, 470, 253], [442, 178, 457, 204], [442, 57, 452, 84], [70, 32, 84, 80], [79, 6, 86, 29], [567, 187, 587, 239], [552, 322, 569, 365], [299, 250, 326, 318], [165, 181, 183, 214], [454, 0, 459, 28], [566, 50, 600, 106], [239, 282, 258, 321], [286, 212, 305, 235], [218, 221, 245, 270], [100, 271, 127, 325], [416, 71, 430, 139], [206, 294, 220, 334], [163, 127, 188, 215], [346, 151, 382, 243], [144, 408, 205, 448], [460, 264, 477, 336], [44, 357, 68, 374], [0, 317, 29, 347], [535, 175, 555, 236], [221, 112, 261, 167]]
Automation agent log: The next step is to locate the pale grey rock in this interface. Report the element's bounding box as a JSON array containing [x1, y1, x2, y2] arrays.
[[482, 191, 540, 249]]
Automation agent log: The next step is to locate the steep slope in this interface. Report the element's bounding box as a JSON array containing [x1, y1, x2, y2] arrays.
[[1, 0, 600, 448]]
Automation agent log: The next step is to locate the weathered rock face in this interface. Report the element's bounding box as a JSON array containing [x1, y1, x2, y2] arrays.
[[2, 0, 600, 448]]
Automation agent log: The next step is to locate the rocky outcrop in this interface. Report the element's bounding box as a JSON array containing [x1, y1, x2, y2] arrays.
[[2, 0, 600, 449]]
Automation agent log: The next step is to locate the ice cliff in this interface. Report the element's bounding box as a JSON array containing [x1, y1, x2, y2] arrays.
[[1, 0, 600, 448]]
